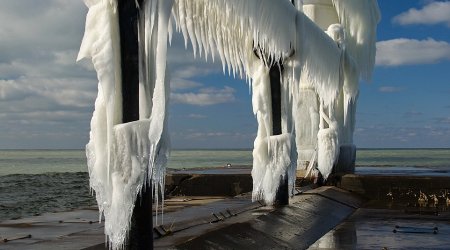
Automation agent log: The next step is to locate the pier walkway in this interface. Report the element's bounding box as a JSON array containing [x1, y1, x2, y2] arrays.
[[1, 166, 450, 249]]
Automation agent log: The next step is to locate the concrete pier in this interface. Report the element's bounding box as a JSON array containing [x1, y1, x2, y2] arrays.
[[2, 167, 450, 249], [0, 186, 361, 250], [169, 187, 361, 250]]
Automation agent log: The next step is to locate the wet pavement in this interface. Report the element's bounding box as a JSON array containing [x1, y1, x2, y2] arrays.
[[0, 186, 362, 250], [0, 208, 104, 250], [164, 186, 362, 250], [309, 208, 450, 249]]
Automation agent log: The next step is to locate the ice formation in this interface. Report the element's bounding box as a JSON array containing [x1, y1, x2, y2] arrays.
[[78, 0, 379, 248], [78, 0, 173, 248]]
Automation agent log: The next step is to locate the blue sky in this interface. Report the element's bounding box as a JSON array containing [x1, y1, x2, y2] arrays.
[[0, 0, 449, 149]]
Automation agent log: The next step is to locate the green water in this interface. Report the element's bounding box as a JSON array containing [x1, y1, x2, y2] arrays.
[[1, 148, 450, 176], [0, 150, 86, 176], [0, 149, 254, 176], [356, 148, 450, 168]]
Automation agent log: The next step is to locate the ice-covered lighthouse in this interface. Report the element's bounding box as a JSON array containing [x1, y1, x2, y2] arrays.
[[294, 0, 380, 178], [78, 0, 379, 249]]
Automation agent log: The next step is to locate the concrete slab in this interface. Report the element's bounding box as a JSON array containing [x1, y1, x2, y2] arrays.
[[172, 187, 363, 250]]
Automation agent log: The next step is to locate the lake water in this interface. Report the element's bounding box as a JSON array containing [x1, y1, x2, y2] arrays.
[[1, 148, 449, 221], [2, 148, 450, 176]]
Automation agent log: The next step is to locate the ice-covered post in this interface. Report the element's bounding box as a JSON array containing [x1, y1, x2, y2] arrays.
[[270, 64, 289, 206], [271, 0, 300, 206], [118, 0, 153, 249]]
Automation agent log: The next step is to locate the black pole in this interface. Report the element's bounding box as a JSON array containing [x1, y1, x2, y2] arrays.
[[118, 0, 153, 249], [270, 63, 289, 206], [119, 0, 140, 123]]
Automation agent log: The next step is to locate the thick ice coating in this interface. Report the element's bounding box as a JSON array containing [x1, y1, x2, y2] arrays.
[[78, 0, 379, 249], [78, 0, 173, 249]]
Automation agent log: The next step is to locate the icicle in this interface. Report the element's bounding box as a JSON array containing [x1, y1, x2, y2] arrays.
[[332, 0, 381, 80], [77, 0, 125, 248], [295, 12, 341, 108], [176, 0, 189, 48], [107, 120, 151, 249], [342, 51, 359, 144], [172, 0, 297, 78], [143, 0, 174, 227], [79, 0, 174, 248], [317, 106, 339, 180]]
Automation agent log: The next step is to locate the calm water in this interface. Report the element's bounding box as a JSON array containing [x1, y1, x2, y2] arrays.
[[1, 148, 450, 221], [2, 148, 450, 176]]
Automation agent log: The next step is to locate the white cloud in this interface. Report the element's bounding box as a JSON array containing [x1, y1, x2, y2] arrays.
[[393, 1, 450, 27], [376, 38, 450, 66], [172, 65, 218, 79], [0, 79, 31, 101], [171, 86, 235, 106], [187, 114, 206, 119], [171, 78, 202, 90], [435, 117, 450, 124], [0, 0, 234, 148], [0, 1, 87, 62], [354, 124, 450, 147], [168, 34, 222, 87], [0, 1, 98, 148], [378, 86, 404, 93]]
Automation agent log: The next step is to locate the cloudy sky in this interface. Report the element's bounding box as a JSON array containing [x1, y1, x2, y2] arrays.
[[0, 0, 449, 149]]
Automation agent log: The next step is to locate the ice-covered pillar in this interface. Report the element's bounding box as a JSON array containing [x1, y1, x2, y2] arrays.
[[302, 0, 356, 175], [271, 63, 289, 206], [118, 0, 153, 249]]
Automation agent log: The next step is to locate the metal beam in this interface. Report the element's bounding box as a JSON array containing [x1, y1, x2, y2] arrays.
[[119, 0, 140, 123], [118, 0, 153, 249]]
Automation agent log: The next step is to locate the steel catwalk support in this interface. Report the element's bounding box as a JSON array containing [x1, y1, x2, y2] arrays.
[[118, 0, 154, 249]]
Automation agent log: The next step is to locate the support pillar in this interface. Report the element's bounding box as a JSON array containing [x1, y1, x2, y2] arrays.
[[270, 64, 289, 206], [118, 0, 153, 249]]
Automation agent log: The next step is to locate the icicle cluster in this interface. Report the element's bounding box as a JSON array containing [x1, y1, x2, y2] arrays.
[[78, 0, 379, 248], [332, 0, 381, 81], [172, 0, 298, 77], [78, 0, 173, 249], [138, 0, 174, 225]]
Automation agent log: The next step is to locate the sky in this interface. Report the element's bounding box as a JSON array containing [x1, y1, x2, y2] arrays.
[[0, 0, 449, 149]]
